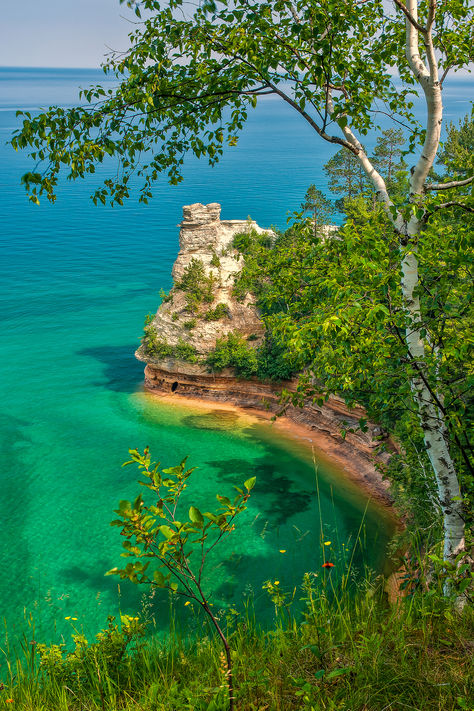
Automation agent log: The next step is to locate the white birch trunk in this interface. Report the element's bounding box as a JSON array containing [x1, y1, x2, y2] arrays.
[[400, 247, 465, 564]]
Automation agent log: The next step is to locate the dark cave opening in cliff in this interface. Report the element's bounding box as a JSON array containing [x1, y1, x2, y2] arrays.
[[171, 381, 179, 392]]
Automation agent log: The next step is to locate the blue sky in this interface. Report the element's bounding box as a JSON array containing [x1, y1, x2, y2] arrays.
[[1, 0, 133, 68]]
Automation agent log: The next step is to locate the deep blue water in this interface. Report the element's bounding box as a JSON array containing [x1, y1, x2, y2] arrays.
[[0, 67, 472, 646]]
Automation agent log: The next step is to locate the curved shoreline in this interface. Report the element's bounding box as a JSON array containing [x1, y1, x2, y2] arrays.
[[142, 386, 402, 530]]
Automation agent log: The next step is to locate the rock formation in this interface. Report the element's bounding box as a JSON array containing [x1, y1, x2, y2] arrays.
[[137, 203, 395, 507], [137, 202, 269, 359]]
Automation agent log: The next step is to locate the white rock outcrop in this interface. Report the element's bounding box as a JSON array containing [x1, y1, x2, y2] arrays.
[[143, 203, 272, 356]]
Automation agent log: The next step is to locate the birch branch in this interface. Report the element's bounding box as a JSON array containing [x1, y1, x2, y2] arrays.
[[422, 202, 474, 222], [393, 0, 427, 34], [426, 176, 474, 191]]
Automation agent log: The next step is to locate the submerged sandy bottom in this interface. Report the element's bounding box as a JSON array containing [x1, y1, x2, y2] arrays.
[[143, 389, 399, 529]]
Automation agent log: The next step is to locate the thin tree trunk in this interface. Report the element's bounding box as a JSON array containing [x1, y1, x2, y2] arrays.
[[400, 247, 465, 570]]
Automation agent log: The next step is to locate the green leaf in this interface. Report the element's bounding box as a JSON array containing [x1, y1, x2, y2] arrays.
[[189, 505, 204, 526], [160, 525, 175, 539], [326, 667, 352, 679], [105, 567, 119, 576], [244, 477, 256, 491]]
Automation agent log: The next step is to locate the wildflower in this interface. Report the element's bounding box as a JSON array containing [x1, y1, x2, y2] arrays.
[[279, 549, 287, 553], [322, 562, 335, 568], [324, 541, 331, 546]]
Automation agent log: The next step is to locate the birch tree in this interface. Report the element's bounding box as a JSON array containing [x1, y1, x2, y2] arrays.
[[11, 0, 473, 575]]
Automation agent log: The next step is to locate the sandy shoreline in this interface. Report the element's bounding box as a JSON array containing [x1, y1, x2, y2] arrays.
[[143, 388, 401, 529]]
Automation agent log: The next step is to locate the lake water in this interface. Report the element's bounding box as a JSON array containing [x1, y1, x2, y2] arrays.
[[0, 67, 471, 645]]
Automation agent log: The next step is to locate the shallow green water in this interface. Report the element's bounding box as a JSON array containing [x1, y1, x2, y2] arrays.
[[1, 380, 394, 646]]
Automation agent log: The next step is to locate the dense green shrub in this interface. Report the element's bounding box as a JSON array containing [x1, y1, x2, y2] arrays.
[[142, 328, 198, 363], [36, 615, 146, 692], [175, 338, 199, 362], [232, 228, 273, 256], [175, 258, 217, 313], [142, 326, 174, 358], [205, 303, 229, 321], [206, 332, 295, 381], [256, 336, 296, 381], [206, 332, 258, 378]]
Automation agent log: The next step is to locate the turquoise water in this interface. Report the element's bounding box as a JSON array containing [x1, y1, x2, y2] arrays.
[[0, 68, 472, 644]]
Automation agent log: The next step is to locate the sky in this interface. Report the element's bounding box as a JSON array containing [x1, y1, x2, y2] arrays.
[[0, 0, 133, 68], [1, 1, 472, 73]]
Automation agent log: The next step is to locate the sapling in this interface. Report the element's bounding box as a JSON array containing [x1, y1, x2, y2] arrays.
[[107, 447, 256, 711]]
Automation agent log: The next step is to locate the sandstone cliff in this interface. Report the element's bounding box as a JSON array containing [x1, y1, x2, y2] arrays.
[[137, 202, 395, 507], [137, 202, 269, 360]]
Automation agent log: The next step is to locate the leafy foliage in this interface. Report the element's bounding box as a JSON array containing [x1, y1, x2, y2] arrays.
[[204, 303, 230, 321], [436, 108, 474, 182], [206, 331, 296, 381], [176, 258, 217, 314], [324, 149, 372, 212], [175, 338, 199, 362], [141, 328, 198, 362], [142, 327, 174, 358], [37, 615, 146, 694], [300, 184, 335, 236], [230, 166, 473, 531], [206, 332, 259, 378]]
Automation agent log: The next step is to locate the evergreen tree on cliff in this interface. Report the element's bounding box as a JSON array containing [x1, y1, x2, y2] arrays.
[[11, 0, 474, 588]]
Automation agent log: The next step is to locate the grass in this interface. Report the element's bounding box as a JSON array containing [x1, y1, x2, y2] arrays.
[[1, 579, 472, 711]]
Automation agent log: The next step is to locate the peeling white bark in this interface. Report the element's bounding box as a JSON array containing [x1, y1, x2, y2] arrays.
[[401, 248, 465, 564]]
